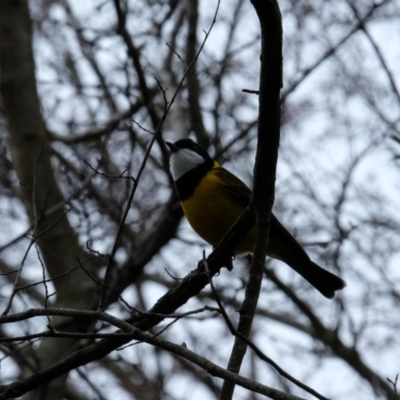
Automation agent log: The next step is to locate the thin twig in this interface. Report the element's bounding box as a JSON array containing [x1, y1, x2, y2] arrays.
[[282, 1, 388, 100], [165, 42, 185, 65], [3, 208, 73, 310], [99, 0, 221, 310], [76, 367, 108, 400], [84, 160, 134, 181], [164, 267, 183, 281], [76, 257, 138, 313], [116, 317, 181, 351], [3, 145, 45, 315], [0, 306, 220, 326], [31, 141, 44, 227], [0, 270, 18, 276], [35, 246, 53, 328], [0, 171, 94, 254], [242, 88, 259, 94], [204, 256, 330, 400], [0, 307, 308, 400], [386, 374, 398, 400], [131, 118, 154, 135], [4, 255, 92, 308], [347, 1, 400, 106]]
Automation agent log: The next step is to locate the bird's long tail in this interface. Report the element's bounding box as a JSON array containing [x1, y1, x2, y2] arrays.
[[268, 214, 346, 298], [286, 259, 346, 299]]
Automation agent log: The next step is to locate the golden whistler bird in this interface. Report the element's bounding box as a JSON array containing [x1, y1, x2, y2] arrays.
[[166, 139, 346, 298]]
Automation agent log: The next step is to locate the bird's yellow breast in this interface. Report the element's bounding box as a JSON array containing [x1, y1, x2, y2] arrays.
[[181, 164, 254, 254]]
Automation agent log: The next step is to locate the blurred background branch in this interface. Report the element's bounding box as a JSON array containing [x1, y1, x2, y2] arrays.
[[0, 0, 399, 399]]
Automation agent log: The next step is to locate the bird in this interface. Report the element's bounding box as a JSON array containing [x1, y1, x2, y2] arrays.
[[166, 139, 346, 298]]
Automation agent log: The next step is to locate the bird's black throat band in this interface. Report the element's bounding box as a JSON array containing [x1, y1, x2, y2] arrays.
[[174, 159, 213, 201]]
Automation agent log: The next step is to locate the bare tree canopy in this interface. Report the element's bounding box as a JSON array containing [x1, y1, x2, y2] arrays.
[[0, 0, 399, 399]]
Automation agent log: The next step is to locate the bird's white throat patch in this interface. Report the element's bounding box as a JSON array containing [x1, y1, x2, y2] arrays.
[[170, 148, 205, 180]]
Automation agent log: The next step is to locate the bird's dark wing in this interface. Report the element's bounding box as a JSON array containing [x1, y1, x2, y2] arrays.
[[214, 166, 307, 254], [211, 166, 346, 298], [212, 166, 252, 208]]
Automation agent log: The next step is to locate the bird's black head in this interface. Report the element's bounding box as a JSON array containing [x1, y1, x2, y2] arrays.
[[166, 139, 212, 161]]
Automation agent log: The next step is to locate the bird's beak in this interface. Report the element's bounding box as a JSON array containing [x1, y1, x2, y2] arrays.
[[165, 141, 176, 152]]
